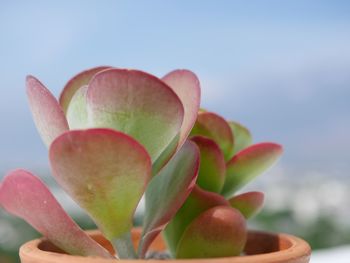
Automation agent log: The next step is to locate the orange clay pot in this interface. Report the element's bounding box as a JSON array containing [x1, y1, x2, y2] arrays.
[[20, 228, 311, 263]]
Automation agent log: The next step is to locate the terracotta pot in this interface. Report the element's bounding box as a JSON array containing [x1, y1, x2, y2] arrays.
[[20, 228, 311, 263]]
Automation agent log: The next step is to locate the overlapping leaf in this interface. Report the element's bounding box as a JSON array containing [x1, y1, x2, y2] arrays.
[[87, 69, 184, 163], [164, 186, 229, 256], [0, 169, 112, 258], [49, 129, 151, 246], [229, 191, 264, 219], [139, 141, 200, 258], [190, 112, 233, 160], [176, 206, 247, 258], [162, 70, 201, 149], [26, 76, 69, 147], [191, 136, 226, 193], [222, 143, 283, 198], [59, 66, 111, 113], [228, 121, 252, 158]]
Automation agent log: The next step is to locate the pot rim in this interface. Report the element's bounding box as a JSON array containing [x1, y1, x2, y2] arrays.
[[20, 228, 311, 263]]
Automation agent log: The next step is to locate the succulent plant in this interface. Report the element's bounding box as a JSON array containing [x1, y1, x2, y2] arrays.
[[164, 111, 283, 258], [0, 66, 282, 260]]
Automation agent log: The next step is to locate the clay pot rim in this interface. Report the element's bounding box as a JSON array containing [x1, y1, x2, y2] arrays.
[[20, 229, 311, 263]]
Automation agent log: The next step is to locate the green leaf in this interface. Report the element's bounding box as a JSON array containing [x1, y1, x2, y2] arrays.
[[162, 70, 200, 149], [87, 69, 184, 163], [228, 191, 264, 219], [191, 136, 226, 193], [0, 169, 112, 258], [66, 85, 89, 129], [139, 140, 200, 258], [222, 142, 283, 198], [164, 186, 229, 256], [26, 75, 69, 147], [176, 206, 247, 258], [59, 66, 111, 113], [49, 129, 151, 258], [228, 121, 252, 158], [190, 112, 233, 160]]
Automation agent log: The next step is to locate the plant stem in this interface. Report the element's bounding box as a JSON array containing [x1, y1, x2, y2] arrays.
[[112, 232, 137, 259]]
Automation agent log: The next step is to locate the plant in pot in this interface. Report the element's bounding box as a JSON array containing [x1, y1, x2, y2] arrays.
[[0, 67, 311, 263]]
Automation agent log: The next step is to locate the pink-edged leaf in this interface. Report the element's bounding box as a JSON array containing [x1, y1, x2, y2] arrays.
[[87, 69, 184, 163], [229, 191, 264, 219], [26, 76, 69, 147], [176, 206, 247, 258], [0, 169, 112, 258], [222, 143, 283, 198], [139, 140, 200, 258], [190, 112, 233, 161], [66, 85, 89, 129], [162, 70, 201, 149], [49, 129, 151, 242], [164, 186, 229, 256], [191, 136, 226, 193], [59, 66, 111, 113], [228, 121, 252, 158]]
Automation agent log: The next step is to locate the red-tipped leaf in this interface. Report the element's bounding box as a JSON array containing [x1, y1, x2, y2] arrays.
[[162, 70, 201, 149], [139, 140, 200, 258], [191, 136, 226, 193], [190, 112, 233, 160], [164, 186, 229, 256], [176, 206, 247, 258], [229, 191, 264, 219], [87, 69, 184, 163], [222, 142, 283, 198], [59, 66, 111, 113], [49, 129, 151, 242], [26, 76, 69, 147], [0, 170, 112, 258]]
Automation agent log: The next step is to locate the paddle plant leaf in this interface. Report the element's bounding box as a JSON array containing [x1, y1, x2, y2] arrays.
[[49, 129, 151, 250], [190, 112, 233, 161], [176, 206, 247, 259], [228, 121, 252, 158], [59, 66, 111, 113], [229, 191, 264, 219], [162, 70, 201, 149], [26, 75, 69, 147], [222, 142, 283, 198], [191, 136, 226, 193], [0, 169, 112, 258], [66, 85, 89, 129], [139, 140, 200, 258], [87, 69, 184, 163], [164, 186, 229, 256]]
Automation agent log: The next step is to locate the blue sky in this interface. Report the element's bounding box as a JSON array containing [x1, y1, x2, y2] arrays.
[[0, 1, 349, 180]]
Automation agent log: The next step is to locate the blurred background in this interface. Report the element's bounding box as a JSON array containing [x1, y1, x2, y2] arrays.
[[0, 1, 349, 262]]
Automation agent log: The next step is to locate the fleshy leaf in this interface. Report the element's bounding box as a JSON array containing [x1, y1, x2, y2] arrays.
[[228, 191, 264, 219], [176, 206, 247, 258], [87, 69, 184, 163], [162, 70, 201, 148], [222, 143, 283, 198], [228, 121, 252, 157], [139, 140, 200, 258], [49, 129, 151, 250], [190, 112, 233, 160], [151, 133, 180, 176], [191, 136, 226, 193], [66, 85, 89, 129], [0, 169, 112, 258], [164, 186, 229, 256], [26, 76, 69, 147], [59, 66, 111, 113]]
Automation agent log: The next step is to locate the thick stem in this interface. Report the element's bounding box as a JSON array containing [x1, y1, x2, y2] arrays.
[[112, 232, 137, 259]]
